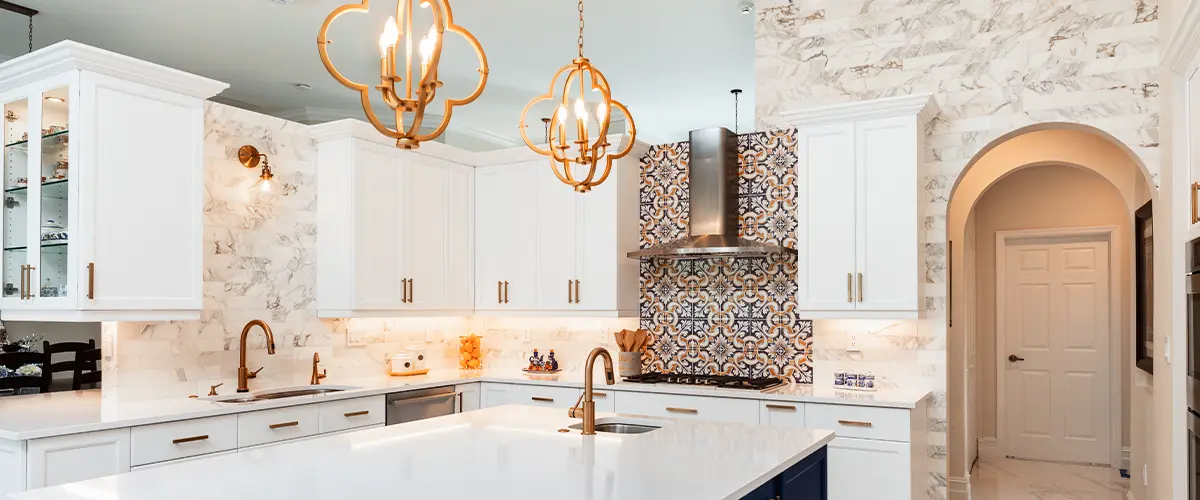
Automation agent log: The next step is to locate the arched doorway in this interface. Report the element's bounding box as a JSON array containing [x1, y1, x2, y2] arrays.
[[945, 124, 1158, 499]]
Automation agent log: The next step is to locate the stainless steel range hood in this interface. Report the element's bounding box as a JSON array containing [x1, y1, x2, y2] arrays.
[[628, 127, 797, 260]]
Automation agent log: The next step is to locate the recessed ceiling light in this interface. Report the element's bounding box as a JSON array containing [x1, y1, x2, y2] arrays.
[[737, 0, 753, 14], [271, 0, 295, 4], [44, 96, 65, 103], [294, 83, 312, 91]]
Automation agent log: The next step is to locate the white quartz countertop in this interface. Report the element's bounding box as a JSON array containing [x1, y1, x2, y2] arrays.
[[0, 369, 930, 440], [10, 406, 836, 500]]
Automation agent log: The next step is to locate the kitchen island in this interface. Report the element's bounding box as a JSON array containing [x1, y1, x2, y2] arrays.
[[9, 405, 834, 500]]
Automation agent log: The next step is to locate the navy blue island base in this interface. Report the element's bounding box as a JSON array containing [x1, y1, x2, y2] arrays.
[[741, 446, 828, 500]]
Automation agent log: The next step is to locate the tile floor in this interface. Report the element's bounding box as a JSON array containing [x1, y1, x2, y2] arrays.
[[970, 457, 1129, 500]]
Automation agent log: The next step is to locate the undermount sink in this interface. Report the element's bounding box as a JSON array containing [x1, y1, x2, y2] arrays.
[[568, 417, 666, 435], [203, 385, 360, 404]]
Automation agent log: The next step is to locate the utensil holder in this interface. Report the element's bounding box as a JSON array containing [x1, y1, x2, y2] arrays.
[[618, 351, 642, 378]]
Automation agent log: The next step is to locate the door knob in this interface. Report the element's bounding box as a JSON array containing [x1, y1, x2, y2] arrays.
[[1008, 354, 1025, 362]]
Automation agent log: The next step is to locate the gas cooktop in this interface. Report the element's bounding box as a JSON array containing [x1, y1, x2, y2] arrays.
[[621, 372, 786, 391]]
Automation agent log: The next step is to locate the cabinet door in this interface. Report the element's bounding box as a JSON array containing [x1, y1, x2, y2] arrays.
[[456, 383, 481, 412], [474, 164, 538, 310], [575, 176, 620, 311], [0, 94, 34, 310], [479, 383, 513, 408], [27, 428, 131, 489], [759, 401, 806, 427], [827, 437, 909, 500], [405, 155, 451, 309], [352, 141, 407, 310], [855, 117, 918, 311], [0, 438, 27, 497], [779, 447, 828, 500], [79, 73, 204, 312], [795, 123, 857, 312], [535, 166, 577, 310]]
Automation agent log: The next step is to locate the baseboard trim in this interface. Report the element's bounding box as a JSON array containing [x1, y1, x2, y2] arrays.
[[948, 476, 969, 500], [978, 437, 1000, 460]]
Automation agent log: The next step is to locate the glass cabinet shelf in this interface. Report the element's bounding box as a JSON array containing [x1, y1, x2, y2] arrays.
[[2, 129, 69, 155], [4, 241, 67, 252], [5, 177, 68, 194]]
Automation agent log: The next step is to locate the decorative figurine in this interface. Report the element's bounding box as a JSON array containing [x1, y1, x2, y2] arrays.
[[547, 350, 559, 372], [527, 349, 545, 372]]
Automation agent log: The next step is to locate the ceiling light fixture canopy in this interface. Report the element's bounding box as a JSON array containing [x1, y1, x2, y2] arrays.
[[518, 0, 636, 193], [317, 0, 488, 150]]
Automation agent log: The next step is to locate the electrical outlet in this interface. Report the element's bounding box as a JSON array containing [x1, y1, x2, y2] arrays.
[[1164, 337, 1171, 364], [522, 328, 531, 343], [847, 334, 862, 353]]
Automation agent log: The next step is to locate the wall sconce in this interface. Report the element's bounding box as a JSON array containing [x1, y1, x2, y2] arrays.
[[237, 145, 275, 193]]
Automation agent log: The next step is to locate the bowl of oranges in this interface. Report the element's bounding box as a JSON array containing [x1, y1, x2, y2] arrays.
[[459, 334, 483, 370]]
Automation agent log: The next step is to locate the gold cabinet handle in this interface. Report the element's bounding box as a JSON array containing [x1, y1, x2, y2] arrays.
[[269, 421, 300, 430], [1192, 182, 1200, 224], [857, 273, 863, 302], [87, 262, 95, 299], [666, 407, 698, 414], [172, 435, 209, 445], [19, 265, 26, 300], [574, 280, 580, 304], [592, 392, 607, 398], [837, 419, 873, 428], [401, 278, 407, 303], [846, 273, 852, 303], [409, 278, 414, 303], [497, 281, 502, 304], [26, 265, 35, 299], [765, 404, 797, 411], [531, 396, 554, 403], [343, 410, 370, 418], [504, 281, 509, 304], [568, 279, 573, 303]]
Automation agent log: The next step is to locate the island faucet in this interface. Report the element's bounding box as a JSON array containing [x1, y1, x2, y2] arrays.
[[237, 319, 276, 393], [568, 347, 615, 435]]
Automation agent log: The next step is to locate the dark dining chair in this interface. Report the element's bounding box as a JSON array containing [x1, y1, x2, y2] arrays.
[[44, 340, 96, 389], [72, 348, 101, 390], [0, 351, 50, 394]]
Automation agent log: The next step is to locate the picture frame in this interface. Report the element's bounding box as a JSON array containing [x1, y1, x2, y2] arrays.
[[1135, 200, 1153, 374]]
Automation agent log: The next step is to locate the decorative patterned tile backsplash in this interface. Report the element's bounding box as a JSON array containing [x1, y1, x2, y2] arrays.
[[638, 129, 813, 383]]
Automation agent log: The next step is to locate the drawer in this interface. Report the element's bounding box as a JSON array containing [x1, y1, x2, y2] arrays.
[[615, 391, 759, 424], [591, 389, 615, 413], [238, 404, 320, 448], [510, 384, 582, 409], [804, 403, 910, 442], [130, 415, 238, 466], [758, 400, 806, 427], [131, 449, 238, 471], [318, 396, 386, 434]]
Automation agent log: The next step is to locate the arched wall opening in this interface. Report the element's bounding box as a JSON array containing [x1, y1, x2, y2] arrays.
[[945, 124, 1158, 493]]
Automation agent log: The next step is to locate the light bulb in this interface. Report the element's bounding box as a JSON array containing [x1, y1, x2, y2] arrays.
[[574, 98, 588, 121], [419, 26, 438, 64], [379, 17, 399, 57], [596, 102, 607, 122], [555, 105, 568, 124], [260, 178, 272, 193]]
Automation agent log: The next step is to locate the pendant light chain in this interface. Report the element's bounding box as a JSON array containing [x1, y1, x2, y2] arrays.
[[27, 15, 32, 53], [734, 91, 739, 135], [577, 0, 585, 58]]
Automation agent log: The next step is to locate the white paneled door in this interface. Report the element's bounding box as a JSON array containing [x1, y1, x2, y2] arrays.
[[1001, 236, 1111, 465]]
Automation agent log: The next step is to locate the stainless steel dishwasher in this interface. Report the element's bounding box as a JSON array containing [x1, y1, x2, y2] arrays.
[[385, 386, 458, 425]]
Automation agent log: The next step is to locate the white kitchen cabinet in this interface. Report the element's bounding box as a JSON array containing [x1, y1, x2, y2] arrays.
[[26, 427, 131, 489], [827, 437, 912, 500], [615, 390, 760, 424], [479, 382, 581, 410], [591, 389, 616, 413], [312, 119, 473, 317], [456, 383, 481, 412], [475, 139, 643, 317], [129, 414, 238, 467], [758, 400, 806, 427], [786, 95, 937, 319], [0, 42, 225, 321], [0, 438, 26, 497], [480, 382, 514, 408], [317, 395, 386, 434], [474, 162, 539, 311], [237, 404, 320, 448]]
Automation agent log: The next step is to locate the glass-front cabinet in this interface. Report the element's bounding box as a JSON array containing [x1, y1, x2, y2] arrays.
[[0, 41, 226, 321], [1, 82, 73, 309]]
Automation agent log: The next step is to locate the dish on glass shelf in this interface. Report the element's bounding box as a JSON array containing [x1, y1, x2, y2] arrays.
[[40, 219, 67, 242]]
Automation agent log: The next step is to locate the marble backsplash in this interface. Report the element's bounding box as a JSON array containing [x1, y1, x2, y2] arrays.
[[100, 103, 636, 400]]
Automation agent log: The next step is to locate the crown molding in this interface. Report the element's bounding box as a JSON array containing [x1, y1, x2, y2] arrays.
[[308, 118, 478, 166], [1165, 0, 1200, 75], [0, 40, 228, 99], [781, 93, 939, 128], [453, 126, 520, 148]]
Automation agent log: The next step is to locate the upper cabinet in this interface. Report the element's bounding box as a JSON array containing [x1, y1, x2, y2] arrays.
[[474, 138, 645, 317], [312, 120, 473, 318], [0, 41, 227, 321], [785, 94, 938, 319]]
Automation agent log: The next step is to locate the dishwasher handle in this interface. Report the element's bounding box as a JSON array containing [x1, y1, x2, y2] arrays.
[[389, 392, 458, 406]]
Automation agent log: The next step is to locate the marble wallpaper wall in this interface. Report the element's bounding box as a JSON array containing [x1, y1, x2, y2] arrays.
[[756, 0, 1160, 498], [638, 130, 814, 383], [101, 103, 635, 400]]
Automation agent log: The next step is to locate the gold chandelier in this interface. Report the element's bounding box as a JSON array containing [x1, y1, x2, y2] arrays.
[[318, 0, 488, 150], [519, 0, 636, 193]]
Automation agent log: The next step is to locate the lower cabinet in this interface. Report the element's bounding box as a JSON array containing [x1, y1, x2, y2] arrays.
[[741, 447, 828, 500], [456, 383, 481, 412], [129, 414, 238, 467], [237, 404, 320, 448], [826, 438, 911, 500], [317, 396, 386, 433], [26, 428, 131, 489], [615, 390, 760, 424]]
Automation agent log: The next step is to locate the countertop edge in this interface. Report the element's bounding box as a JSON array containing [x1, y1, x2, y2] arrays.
[[0, 373, 931, 441]]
